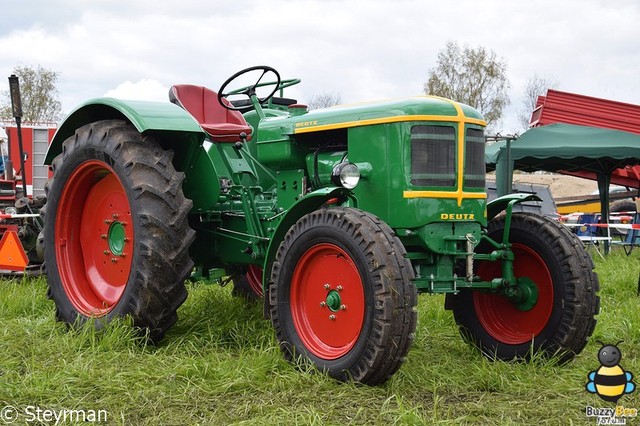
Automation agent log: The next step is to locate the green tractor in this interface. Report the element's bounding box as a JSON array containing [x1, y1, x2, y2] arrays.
[[43, 66, 599, 385]]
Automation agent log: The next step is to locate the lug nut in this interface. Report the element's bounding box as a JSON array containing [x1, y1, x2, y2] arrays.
[[320, 301, 326, 308], [329, 314, 336, 321], [340, 304, 346, 311], [323, 284, 330, 290], [336, 285, 343, 292]]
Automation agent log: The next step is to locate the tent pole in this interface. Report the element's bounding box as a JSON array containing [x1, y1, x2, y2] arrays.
[[597, 173, 611, 254]]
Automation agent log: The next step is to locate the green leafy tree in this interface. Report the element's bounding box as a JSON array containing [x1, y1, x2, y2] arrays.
[[424, 41, 509, 130], [517, 74, 559, 131], [0, 65, 63, 123]]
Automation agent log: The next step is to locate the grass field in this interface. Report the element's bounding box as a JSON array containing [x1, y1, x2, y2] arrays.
[[1, 249, 639, 425]]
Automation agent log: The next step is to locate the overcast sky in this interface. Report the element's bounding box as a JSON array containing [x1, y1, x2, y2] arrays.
[[1, 0, 638, 133]]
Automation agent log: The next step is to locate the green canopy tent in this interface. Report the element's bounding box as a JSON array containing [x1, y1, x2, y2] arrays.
[[486, 123, 640, 250]]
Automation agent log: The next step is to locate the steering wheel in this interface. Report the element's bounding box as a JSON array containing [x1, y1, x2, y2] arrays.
[[218, 66, 282, 111]]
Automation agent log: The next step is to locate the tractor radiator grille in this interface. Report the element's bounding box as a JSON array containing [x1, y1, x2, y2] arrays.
[[410, 125, 456, 187], [464, 128, 486, 188]]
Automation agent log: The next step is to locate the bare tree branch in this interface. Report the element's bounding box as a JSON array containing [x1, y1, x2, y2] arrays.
[[307, 91, 342, 110], [517, 74, 559, 131]]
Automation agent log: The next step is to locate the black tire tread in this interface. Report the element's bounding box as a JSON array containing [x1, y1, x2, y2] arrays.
[[453, 213, 599, 362], [269, 207, 417, 385], [45, 120, 195, 342]]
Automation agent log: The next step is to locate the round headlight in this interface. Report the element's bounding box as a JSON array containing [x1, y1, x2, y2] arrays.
[[332, 162, 360, 189]]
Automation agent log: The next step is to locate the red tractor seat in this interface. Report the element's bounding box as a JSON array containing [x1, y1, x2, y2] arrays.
[[169, 84, 252, 142]]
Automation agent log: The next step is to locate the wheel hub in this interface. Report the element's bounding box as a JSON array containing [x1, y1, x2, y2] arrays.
[[290, 243, 365, 359], [108, 220, 126, 256], [474, 243, 554, 345], [55, 161, 134, 316], [502, 277, 539, 312], [325, 289, 342, 312]]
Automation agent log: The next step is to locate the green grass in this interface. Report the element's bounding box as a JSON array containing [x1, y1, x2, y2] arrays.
[[1, 250, 639, 425]]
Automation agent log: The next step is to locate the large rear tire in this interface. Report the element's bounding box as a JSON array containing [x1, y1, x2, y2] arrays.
[[269, 208, 417, 385], [43, 120, 195, 342], [452, 213, 599, 362]]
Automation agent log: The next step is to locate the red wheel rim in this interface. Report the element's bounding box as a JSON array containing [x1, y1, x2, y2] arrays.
[[246, 265, 263, 297], [290, 243, 365, 360], [474, 243, 554, 345], [55, 160, 134, 316]]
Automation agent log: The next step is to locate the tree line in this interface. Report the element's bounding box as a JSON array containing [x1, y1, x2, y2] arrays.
[[1, 65, 62, 123], [424, 41, 558, 132], [2, 45, 557, 131], [308, 41, 557, 133]]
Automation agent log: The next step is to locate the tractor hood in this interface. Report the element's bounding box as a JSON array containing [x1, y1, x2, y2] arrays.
[[260, 96, 485, 136]]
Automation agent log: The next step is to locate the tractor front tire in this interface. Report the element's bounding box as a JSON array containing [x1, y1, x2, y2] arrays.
[[43, 120, 195, 342], [269, 207, 417, 385], [452, 213, 599, 363]]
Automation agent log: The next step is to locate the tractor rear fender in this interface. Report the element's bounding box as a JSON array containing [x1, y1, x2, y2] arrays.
[[486, 193, 542, 222], [261, 187, 350, 315], [45, 97, 204, 164]]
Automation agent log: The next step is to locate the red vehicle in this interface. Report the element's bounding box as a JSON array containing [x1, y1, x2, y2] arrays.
[[0, 122, 54, 273]]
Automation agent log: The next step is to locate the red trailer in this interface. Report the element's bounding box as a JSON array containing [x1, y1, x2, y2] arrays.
[[0, 121, 55, 273], [530, 89, 640, 189], [2, 121, 56, 197]]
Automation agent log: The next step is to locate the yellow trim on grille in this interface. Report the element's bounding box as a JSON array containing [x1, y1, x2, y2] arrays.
[[402, 97, 486, 206], [293, 114, 486, 134], [455, 107, 467, 203], [403, 190, 487, 206]]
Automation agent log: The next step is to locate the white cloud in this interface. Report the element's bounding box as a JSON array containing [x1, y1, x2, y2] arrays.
[[0, 0, 638, 133], [103, 79, 169, 102]]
